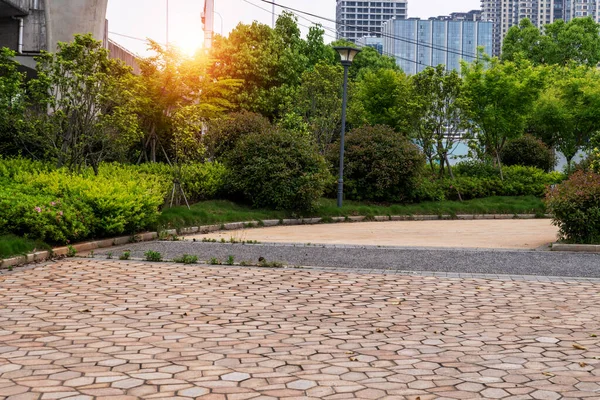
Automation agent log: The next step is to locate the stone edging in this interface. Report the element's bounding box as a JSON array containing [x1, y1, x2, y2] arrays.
[[1, 213, 549, 269], [551, 243, 600, 253]]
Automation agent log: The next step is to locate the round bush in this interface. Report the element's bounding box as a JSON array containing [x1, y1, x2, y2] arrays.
[[545, 171, 600, 244], [500, 135, 556, 172], [329, 125, 425, 203], [204, 111, 272, 161], [226, 130, 331, 212]]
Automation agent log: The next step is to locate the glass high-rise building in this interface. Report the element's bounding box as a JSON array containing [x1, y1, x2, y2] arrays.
[[336, 0, 408, 42], [382, 17, 493, 75]]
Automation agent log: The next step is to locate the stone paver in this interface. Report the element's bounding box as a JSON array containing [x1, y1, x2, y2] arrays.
[[0, 259, 599, 399]]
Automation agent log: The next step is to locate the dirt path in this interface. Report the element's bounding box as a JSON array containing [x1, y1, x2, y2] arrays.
[[189, 219, 558, 249]]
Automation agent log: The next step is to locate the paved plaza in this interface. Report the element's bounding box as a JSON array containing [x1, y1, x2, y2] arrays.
[[189, 220, 559, 250], [1, 260, 599, 399]]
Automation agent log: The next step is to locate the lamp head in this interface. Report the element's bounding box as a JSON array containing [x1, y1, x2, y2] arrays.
[[333, 46, 362, 66]]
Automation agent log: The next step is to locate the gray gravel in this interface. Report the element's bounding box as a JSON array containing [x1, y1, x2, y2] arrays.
[[94, 241, 600, 278]]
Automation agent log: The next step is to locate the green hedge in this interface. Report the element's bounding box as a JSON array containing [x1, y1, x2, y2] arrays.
[[545, 171, 600, 244], [0, 158, 227, 244], [417, 165, 565, 202]]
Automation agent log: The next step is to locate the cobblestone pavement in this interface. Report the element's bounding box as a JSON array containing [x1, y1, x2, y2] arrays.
[[1, 260, 600, 400]]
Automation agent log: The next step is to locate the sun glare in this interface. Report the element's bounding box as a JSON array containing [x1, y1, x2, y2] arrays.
[[174, 36, 204, 56]]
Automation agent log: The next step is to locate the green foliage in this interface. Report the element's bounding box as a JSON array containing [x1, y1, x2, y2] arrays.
[[66, 245, 77, 257], [293, 61, 344, 152], [226, 255, 235, 265], [502, 17, 600, 67], [462, 55, 545, 176], [530, 66, 600, 172], [419, 164, 565, 201], [410, 65, 470, 176], [351, 68, 410, 131], [500, 135, 556, 172], [26, 34, 142, 173], [545, 171, 600, 243], [119, 251, 131, 260], [226, 130, 331, 212], [204, 111, 272, 160], [173, 254, 198, 264], [0, 234, 49, 260], [330, 125, 425, 203], [0, 158, 168, 244], [144, 250, 162, 262], [0, 48, 28, 157]]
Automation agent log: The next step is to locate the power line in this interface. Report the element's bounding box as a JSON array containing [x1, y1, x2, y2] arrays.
[[240, 0, 427, 66], [259, 0, 480, 59]]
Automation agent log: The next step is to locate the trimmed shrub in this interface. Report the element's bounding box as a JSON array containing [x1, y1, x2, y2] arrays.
[[416, 165, 565, 202], [453, 160, 499, 178], [226, 130, 331, 212], [204, 111, 272, 160], [545, 171, 600, 244], [329, 125, 425, 203], [500, 135, 556, 172]]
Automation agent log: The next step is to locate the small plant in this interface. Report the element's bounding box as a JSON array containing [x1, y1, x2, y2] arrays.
[[220, 238, 226, 243], [8, 266, 14, 271], [173, 254, 198, 264], [239, 261, 250, 266], [208, 257, 221, 265], [129, 234, 142, 243], [119, 251, 131, 260], [226, 255, 235, 265], [106, 252, 113, 259], [259, 260, 284, 268], [88, 250, 94, 258], [66, 245, 77, 257], [145, 250, 162, 262]]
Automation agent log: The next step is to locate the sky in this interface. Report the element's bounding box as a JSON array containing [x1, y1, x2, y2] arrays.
[[106, 0, 481, 56]]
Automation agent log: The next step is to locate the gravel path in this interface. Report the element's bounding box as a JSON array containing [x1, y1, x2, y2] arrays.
[[95, 241, 600, 278]]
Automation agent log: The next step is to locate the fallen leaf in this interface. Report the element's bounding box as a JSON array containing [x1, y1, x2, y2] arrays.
[[573, 344, 587, 350], [590, 334, 597, 337], [579, 362, 587, 367], [376, 328, 384, 333], [532, 316, 541, 319], [349, 357, 357, 361], [78, 309, 90, 313], [542, 372, 554, 377]]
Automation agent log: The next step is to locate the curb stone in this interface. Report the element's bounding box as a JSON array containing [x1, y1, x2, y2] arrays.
[[551, 243, 600, 253], [1, 214, 551, 270]]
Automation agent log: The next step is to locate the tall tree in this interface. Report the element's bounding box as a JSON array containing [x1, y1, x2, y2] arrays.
[[294, 61, 344, 153], [0, 48, 29, 156], [410, 65, 470, 177], [27, 34, 141, 174], [462, 55, 545, 178], [135, 41, 238, 163], [530, 66, 600, 172], [502, 17, 600, 67]]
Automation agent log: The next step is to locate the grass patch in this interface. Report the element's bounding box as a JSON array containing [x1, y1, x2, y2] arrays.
[[0, 234, 50, 260], [158, 196, 546, 229]]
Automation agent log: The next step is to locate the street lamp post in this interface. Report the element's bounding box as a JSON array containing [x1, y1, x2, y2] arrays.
[[333, 46, 361, 208]]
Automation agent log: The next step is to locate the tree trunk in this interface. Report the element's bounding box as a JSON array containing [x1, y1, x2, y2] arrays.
[[445, 154, 463, 202]]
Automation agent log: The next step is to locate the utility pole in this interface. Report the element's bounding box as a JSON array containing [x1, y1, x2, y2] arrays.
[[203, 0, 215, 48], [272, 2, 275, 28], [166, 0, 169, 47]]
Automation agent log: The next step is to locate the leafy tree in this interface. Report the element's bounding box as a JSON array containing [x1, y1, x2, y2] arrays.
[[26, 34, 141, 174], [294, 61, 344, 153], [330, 39, 399, 79], [135, 41, 238, 163], [351, 68, 410, 131], [502, 17, 600, 66], [410, 65, 470, 177], [462, 55, 545, 178], [530, 66, 600, 173], [0, 48, 28, 156], [209, 12, 321, 119], [500, 135, 556, 172]]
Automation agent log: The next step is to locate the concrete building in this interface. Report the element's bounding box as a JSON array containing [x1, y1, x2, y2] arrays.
[[336, 0, 408, 42], [382, 17, 493, 75], [0, 0, 138, 74], [481, 0, 600, 55]]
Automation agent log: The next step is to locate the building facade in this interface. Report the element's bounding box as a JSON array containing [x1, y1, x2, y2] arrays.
[[356, 36, 383, 53], [481, 0, 600, 55], [0, 0, 138, 74], [336, 0, 407, 42], [382, 17, 493, 75]]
